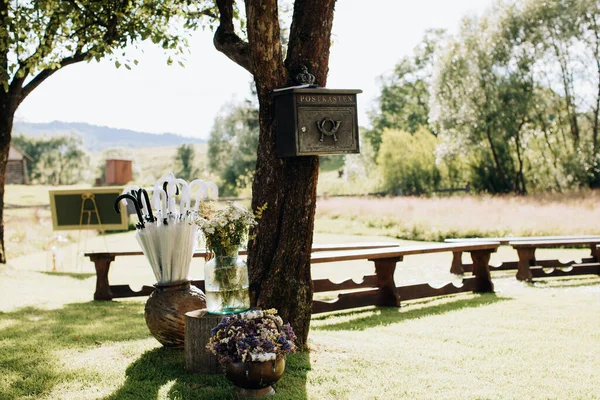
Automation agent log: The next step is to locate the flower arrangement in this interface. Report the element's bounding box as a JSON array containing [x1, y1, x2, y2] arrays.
[[206, 308, 297, 364], [196, 201, 258, 256], [195, 202, 266, 314]]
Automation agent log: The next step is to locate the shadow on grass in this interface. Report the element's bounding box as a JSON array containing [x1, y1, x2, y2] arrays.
[[40, 271, 96, 280], [0, 301, 149, 399], [105, 347, 311, 400], [311, 293, 511, 332]]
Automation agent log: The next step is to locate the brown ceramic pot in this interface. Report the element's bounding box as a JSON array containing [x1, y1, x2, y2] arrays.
[[144, 280, 206, 348], [224, 356, 286, 397]]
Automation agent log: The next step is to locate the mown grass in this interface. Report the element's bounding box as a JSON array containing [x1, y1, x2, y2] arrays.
[[2, 255, 600, 399], [3, 185, 600, 398]]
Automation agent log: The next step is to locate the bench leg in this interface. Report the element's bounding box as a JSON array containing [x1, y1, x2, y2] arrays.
[[371, 257, 402, 307], [91, 254, 116, 300], [470, 250, 494, 293], [450, 251, 464, 275], [590, 244, 599, 262], [516, 248, 535, 282]]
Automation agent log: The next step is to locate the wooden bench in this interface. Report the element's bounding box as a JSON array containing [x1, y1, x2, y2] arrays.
[[445, 235, 600, 275], [510, 239, 600, 281], [309, 241, 500, 314], [85, 242, 399, 301]]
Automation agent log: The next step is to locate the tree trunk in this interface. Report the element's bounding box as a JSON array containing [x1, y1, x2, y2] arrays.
[[551, 39, 580, 143], [0, 96, 15, 264], [244, 0, 336, 350], [484, 123, 509, 192], [513, 119, 527, 195]]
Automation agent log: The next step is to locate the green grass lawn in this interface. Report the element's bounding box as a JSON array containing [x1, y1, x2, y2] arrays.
[[3, 185, 600, 399], [1, 243, 599, 399]]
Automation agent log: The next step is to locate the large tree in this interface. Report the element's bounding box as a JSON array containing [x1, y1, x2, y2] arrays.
[[367, 29, 445, 154], [211, 0, 336, 348], [0, 0, 202, 263]]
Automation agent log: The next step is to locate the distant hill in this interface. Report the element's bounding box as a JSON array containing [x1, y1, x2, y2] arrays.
[[12, 121, 205, 151]]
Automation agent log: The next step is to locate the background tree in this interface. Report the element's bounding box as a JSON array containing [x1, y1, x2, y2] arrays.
[[366, 29, 445, 154], [210, 0, 337, 348], [377, 128, 441, 195], [0, 0, 204, 263], [208, 101, 259, 196], [174, 144, 200, 182], [12, 133, 88, 184]]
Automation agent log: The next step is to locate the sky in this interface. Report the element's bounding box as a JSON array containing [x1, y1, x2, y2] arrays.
[[15, 0, 495, 140]]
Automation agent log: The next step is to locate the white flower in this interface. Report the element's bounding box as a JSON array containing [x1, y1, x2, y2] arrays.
[[250, 352, 276, 362], [241, 310, 264, 320]]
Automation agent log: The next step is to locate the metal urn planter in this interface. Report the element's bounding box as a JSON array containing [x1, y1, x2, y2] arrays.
[[144, 280, 206, 348], [224, 356, 286, 398]]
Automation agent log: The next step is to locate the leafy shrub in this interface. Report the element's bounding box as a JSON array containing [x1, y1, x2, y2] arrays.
[[377, 128, 441, 195]]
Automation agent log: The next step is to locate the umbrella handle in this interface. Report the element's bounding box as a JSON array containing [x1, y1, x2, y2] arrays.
[[189, 179, 209, 212], [206, 181, 219, 200], [114, 193, 144, 228], [137, 188, 155, 221], [122, 185, 140, 196], [172, 178, 191, 215], [151, 188, 169, 224]]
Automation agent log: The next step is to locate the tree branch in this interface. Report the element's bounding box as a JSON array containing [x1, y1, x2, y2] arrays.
[[17, 51, 88, 105], [213, 0, 251, 73], [285, 0, 336, 86]]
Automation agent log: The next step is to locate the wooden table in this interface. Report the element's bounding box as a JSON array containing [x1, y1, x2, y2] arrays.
[[510, 239, 600, 281], [85, 242, 399, 300], [445, 235, 600, 275], [309, 241, 500, 314]]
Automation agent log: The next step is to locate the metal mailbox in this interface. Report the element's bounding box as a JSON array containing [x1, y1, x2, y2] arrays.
[[273, 86, 362, 157]]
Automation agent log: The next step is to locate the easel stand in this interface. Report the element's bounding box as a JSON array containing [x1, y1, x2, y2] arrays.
[[75, 193, 108, 271], [185, 309, 222, 374]]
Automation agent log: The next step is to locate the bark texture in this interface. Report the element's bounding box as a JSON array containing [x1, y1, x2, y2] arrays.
[[0, 98, 13, 264], [213, 0, 336, 349]]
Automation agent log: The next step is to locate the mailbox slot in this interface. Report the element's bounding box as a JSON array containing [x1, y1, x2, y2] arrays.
[[273, 86, 362, 157]]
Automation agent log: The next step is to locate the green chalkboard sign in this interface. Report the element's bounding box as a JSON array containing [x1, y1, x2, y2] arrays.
[[49, 187, 128, 231]]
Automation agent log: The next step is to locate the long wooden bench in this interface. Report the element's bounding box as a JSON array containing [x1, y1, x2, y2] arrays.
[[445, 235, 600, 275], [309, 242, 500, 314], [85, 242, 399, 301], [510, 239, 600, 281]]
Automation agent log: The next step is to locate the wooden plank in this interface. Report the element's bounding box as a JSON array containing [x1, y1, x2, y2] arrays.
[[311, 242, 500, 264], [446, 235, 600, 245], [463, 259, 585, 273], [109, 284, 155, 298], [398, 278, 476, 301], [511, 238, 600, 248], [311, 278, 479, 314], [313, 275, 377, 292], [312, 289, 381, 314], [529, 264, 600, 278], [84, 242, 398, 258]]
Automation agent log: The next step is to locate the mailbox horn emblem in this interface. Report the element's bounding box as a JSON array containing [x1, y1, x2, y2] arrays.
[[316, 118, 342, 142]]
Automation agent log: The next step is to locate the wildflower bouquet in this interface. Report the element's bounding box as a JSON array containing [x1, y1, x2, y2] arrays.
[[196, 201, 257, 256], [195, 202, 263, 313], [206, 309, 297, 365]]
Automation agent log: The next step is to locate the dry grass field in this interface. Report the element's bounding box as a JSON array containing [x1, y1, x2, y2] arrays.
[[315, 190, 600, 241], [4, 184, 600, 260]]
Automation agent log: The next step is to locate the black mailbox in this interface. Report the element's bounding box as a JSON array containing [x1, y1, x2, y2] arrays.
[[273, 86, 362, 157]]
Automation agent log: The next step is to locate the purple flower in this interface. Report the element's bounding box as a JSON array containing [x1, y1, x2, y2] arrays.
[[206, 309, 297, 365]]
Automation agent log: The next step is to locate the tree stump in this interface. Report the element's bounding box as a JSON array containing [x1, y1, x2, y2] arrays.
[[184, 309, 222, 374]]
